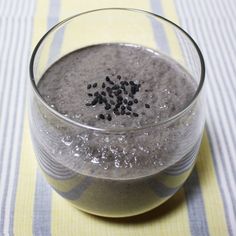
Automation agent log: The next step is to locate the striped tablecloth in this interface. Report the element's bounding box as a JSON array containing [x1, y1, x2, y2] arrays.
[[0, 0, 235, 235]]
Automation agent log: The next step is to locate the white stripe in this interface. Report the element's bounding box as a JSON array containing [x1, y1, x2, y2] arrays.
[[0, 0, 17, 106], [201, 0, 236, 169], [188, 6, 236, 233], [0, 18, 8, 105], [220, 0, 236, 18], [196, 22, 236, 202], [0, 0, 11, 17], [2, 0, 35, 232], [205, 110, 236, 234], [3, 20, 32, 234], [0, 0, 26, 226], [176, 1, 236, 232], [0, 21, 19, 224], [186, 0, 236, 182], [0, 0, 32, 17]]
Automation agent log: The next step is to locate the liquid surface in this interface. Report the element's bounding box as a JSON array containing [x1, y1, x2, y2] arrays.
[[35, 43, 199, 179], [38, 43, 195, 129]]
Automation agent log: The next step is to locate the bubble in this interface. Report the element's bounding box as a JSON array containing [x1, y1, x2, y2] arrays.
[[138, 145, 150, 154], [109, 145, 119, 154], [73, 153, 80, 158], [104, 136, 110, 142], [61, 135, 73, 146], [118, 135, 126, 143], [160, 104, 168, 109], [91, 157, 99, 164], [115, 160, 121, 168], [101, 162, 109, 170], [74, 114, 81, 119], [72, 145, 80, 155], [158, 159, 164, 166]]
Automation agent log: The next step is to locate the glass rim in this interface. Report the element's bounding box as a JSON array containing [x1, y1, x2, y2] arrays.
[[29, 7, 205, 133]]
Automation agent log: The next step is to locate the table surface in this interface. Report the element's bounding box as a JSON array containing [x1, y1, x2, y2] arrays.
[[0, 0, 235, 235]]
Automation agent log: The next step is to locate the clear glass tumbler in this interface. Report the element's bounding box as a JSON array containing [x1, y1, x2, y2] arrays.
[[29, 8, 205, 217]]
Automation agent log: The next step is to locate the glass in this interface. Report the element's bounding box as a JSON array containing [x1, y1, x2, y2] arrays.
[[29, 8, 205, 217]]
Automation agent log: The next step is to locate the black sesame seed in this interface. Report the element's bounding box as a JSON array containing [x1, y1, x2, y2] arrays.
[[134, 99, 138, 104], [117, 95, 123, 101], [109, 94, 114, 98], [128, 101, 133, 106], [105, 104, 111, 110], [106, 87, 111, 92], [133, 112, 139, 117], [102, 82, 106, 88], [145, 89, 149, 92], [126, 112, 131, 115], [112, 85, 120, 90], [121, 105, 125, 110], [117, 75, 121, 80], [115, 104, 121, 109], [91, 98, 98, 106], [85, 103, 91, 106], [88, 93, 93, 97], [101, 91, 106, 96], [114, 110, 120, 116], [87, 84, 92, 89], [134, 85, 140, 92], [120, 81, 125, 85], [115, 90, 122, 96], [145, 104, 150, 108], [107, 114, 112, 121], [124, 81, 129, 86], [121, 85, 126, 90], [110, 100, 115, 105], [98, 97, 103, 104], [127, 106, 132, 111], [121, 110, 125, 115], [109, 80, 115, 85], [124, 99, 128, 104], [131, 86, 136, 95], [94, 91, 99, 97], [93, 83, 97, 88], [106, 76, 110, 82], [99, 114, 105, 119], [129, 81, 134, 85]]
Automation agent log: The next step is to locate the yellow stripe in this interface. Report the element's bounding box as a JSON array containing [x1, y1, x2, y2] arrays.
[[51, 1, 190, 236], [58, 0, 156, 59], [160, 0, 183, 62], [13, 0, 49, 234], [13, 117, 37, 235], [162, 0, 228, 234], [196, 132, 228, 235]]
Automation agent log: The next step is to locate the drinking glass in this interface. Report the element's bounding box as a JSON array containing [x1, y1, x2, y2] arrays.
[[29, 8, 205, 217]]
